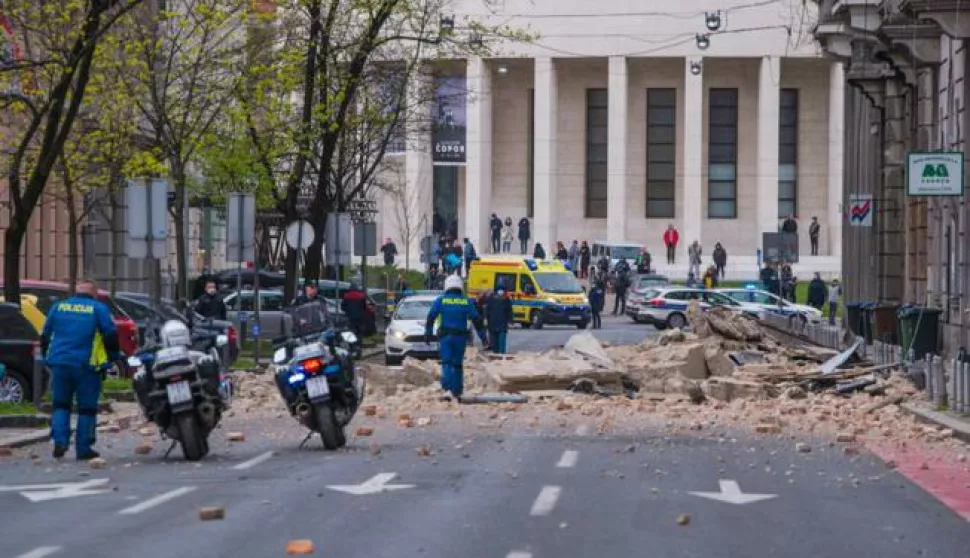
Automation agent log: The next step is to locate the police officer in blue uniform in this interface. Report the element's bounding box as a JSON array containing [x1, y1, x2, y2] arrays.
[[41, 279, 121, 460], [425, 275, 488, 399]]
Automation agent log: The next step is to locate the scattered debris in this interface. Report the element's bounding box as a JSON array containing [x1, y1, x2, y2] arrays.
[[677, 513, 691, 526], [0, 447, 12, 457], [88, 458, 107, 469], [836, 432, 856, 443], [227, 432, 246, 442], [355, 427, 374, 437], [416, 444, 432, 457], [198, 507, 225, 521], [415, 417, 432, 427], [796, 442, 812, 453], [285, 540, 315, 555], [134, 443, 152, 455], [362, 405, 377, 416], [138, 427, 154, 436]]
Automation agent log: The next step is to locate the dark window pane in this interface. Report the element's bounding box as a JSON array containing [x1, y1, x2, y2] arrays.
[[780, 143, 797, 163], [648, 181, 675, 199], [779, 200, 796, 218], [780, 125, 797, 145], [709, 143, 736, 162], [588, 88, 608, 106], [647, 199, 675, 218], [780, 109, 797, 126], [709, 125, 736, 144], [648, 161, 675, 181], [589, 107, 609, 122], [708, 200, 737, 218], [587, 198, 607, 218], [589, 162, 608, 182], [709, 164, 736, 181], [779, 180, 797, 199], [709, 108, 738, 125], [648, 126, 675, 143], [648, 143, 675, 163], [648, 107, 676, 126], [710, 89, 738, 107], [648, 88, 676, 106], [780, 89, 798, 108], [709, 181, 736, 199], [528, 88, 534, 217], [589, 126, 608, 145]]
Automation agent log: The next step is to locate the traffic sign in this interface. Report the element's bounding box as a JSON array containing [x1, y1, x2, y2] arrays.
[[285, 220, 315, 251]]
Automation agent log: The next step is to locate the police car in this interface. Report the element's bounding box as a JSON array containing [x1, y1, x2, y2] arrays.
[[716, 287, 823, 324], [626, 287, 764, 329], [384, 293, 475, 366]]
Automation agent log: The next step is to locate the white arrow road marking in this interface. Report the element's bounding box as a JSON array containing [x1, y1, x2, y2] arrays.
[[506, 552, 533, 558], [0, 479, 111, 503], [232, 451, 275, 470], [118, 486, 197, 515], [326, 473, 414, 495], [530, 486, 562, 516], [689, 480, 777, 505], [14, 547, 61, 558]]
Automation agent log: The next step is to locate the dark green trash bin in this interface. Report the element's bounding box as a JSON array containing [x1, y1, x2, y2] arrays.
[[872, 304, 900, 345], [845, 303, 863, 335], [859, 302, 877, 344], [897, 306, 942, 360]]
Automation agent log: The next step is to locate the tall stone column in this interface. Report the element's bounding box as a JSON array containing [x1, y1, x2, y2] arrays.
[[533, 57, 559, 252], [607, 56, 628, 241], [827, 62, 844, 258], [465, 57, 493, 251], [682, 57, 704, 248], [405, 67, 434, 268], [756, 55, 780, 237]]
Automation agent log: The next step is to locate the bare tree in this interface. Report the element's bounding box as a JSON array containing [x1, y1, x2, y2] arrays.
[[385, 159, 427, 270]]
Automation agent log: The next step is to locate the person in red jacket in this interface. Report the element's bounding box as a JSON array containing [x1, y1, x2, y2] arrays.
[[663, 224, 679, 264]]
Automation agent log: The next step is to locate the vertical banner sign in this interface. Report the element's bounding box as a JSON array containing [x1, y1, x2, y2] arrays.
[[906, 152, 965, 196], [432, 76, 467, 164], [848, 194, 873, 227]]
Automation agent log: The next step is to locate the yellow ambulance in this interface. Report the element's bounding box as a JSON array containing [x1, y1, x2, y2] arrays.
[[468, 256, 591, 329]]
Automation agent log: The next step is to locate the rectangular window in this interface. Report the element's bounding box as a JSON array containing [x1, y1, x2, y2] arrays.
[[527, 88, 535, 217], [646, 88, 676, 218], [778, 89, 798, 218], [586, 88, 608, 218], [708, 88, 738, 219]]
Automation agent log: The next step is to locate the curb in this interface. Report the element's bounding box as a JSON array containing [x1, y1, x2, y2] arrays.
[[900, 401, 970, 444], [0, 410, 142, 450], [0, 414, 49, 429]]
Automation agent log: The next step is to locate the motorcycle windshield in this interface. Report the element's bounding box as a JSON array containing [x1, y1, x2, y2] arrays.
[[285, 302, 329, 338]]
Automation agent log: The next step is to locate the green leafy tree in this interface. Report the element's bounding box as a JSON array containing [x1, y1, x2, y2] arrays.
[[0, 0, 145, 301]]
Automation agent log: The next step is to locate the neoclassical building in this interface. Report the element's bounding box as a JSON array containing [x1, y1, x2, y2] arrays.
[[376, 0, 843, 278]]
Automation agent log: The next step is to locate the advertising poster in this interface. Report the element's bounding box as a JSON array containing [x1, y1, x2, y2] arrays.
[[432, 76, 466, 164]]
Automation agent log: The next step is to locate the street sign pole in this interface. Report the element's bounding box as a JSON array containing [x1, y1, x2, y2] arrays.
[[235, 196, 244, 347]]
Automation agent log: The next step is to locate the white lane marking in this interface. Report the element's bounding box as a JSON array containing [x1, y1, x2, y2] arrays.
[[530, 485, 562, 516], [575, 424, 590, 436], [507, 552, 533, 558], [232, 451, 274, 470], [118, 486, 197, 515], [556, 450, 578, 468], [14, 547, 61, 558]]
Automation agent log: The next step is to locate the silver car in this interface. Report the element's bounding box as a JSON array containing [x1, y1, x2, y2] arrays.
[[224, 290, 342, 340], [384, 295, 441, 366], [625, 287, 763, 329]]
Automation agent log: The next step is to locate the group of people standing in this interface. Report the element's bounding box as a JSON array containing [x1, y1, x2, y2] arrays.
[[489, 214, 532, 254]]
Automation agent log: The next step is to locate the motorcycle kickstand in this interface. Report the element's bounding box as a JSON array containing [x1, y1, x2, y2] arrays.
[[163, 439, 179, 459], [298, 431, 314, 450]]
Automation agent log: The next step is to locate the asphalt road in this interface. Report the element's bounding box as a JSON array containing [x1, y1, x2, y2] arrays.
[[3, 316, 970, 558], [505, 312, 657, 353]]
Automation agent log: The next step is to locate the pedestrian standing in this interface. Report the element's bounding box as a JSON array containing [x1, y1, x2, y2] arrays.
[[827, 279, 841, 325], [42, 279, 121, 460], [462, 238, 477, 276], [636, 249, 652, 274], [807, 272, 826, 309], [712, 242, 727, 279], [568, 240, 579, 277], [485, 283, 513, 353], [195, 280, 227, 320], [533, 242, 546, 259], [781, 214, 798, 234], [489, 213, 503, 253], [809, 217, 821, 256], [612, 260, 631, 315], [556, 241, 568, 262], [341, 281, 368, 340], [579, 241, 591, 279], [502, 217, 514, 252], [663, 224, 679, 264], [395, 271, 409, 293], [589, 280, 605, 329], [518, 217, 531, 254], [380, 237, 398, 267], [688, 240, 702, 278]]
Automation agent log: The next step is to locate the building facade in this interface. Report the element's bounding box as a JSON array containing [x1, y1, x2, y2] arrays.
[[813, 0, 970, 357], [376, 0, 843, 279]]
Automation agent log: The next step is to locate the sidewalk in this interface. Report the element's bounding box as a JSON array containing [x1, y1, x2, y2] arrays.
[[901, 400, 970, 443], [0, 426, 49, 449]]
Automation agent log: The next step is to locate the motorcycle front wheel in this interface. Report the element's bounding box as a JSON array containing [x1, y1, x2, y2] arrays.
[[314, 402, 346, 450], [176, 411, 209, 461]]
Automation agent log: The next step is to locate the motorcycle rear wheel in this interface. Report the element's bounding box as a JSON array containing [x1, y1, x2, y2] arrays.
[[314, 402, 346, 450], [176, 412, 209, 461]]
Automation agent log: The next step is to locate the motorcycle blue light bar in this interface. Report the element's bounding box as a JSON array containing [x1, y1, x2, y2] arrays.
[[288, 372, 306, 384]]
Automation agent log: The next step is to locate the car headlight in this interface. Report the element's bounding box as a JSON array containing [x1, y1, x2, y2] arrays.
[[390, 329, 406, 340], [341, 331, 358, 344]]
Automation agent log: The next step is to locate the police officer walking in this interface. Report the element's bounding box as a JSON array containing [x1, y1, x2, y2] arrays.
[[41, 279, 121, 460], [425, 275, 488, 400]]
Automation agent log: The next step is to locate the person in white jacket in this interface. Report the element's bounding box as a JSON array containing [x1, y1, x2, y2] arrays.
[[501, 217, 515, 253]]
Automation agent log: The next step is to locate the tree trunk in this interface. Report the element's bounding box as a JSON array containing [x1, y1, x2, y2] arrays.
[[3, 224, 25, 301], [109, 188, 121, 295], [65, 185, 79, 292], [172, 166, 189, 302]]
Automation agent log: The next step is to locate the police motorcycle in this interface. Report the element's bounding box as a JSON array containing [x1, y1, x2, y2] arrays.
[[128, 320, 231, 461], [271, 302, 365, 450]]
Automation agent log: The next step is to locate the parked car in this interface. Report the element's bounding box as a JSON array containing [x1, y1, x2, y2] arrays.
[[0, 280, 139, 355], [0, 294, 46, 332], [717, 288, 823, 324], [113, 292, 239, 363], [385, 294, 461, 366], [630, 274, 670, 294], [625, 287, 763, 329], [0, 302, 45, 403], [223, 290, 346, 340]]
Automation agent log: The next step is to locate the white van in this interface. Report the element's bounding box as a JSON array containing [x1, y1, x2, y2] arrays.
[[590, 241, 645, 270]]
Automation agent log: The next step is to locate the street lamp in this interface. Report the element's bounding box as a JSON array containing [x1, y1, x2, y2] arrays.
[[705, 11, 722, 32], [689, 61, 703, 76], [696, 33, 710, 50]]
